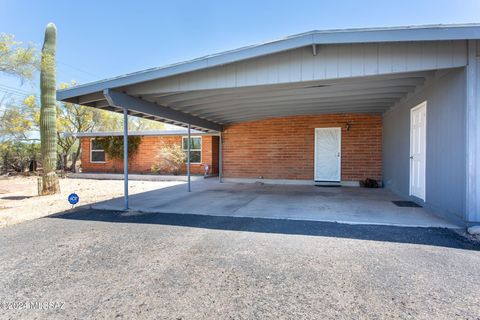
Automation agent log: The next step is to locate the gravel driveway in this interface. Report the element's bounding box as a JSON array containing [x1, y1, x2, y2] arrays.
[[0, 209, 479, 319]]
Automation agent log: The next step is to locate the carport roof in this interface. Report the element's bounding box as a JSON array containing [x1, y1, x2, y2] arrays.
[[71, 129, 218, 137], [57, 24, 480, 132]]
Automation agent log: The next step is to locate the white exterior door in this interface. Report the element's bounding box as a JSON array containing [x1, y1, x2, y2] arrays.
[[314, 128, 341, 182], [410, 102, 427, 200]]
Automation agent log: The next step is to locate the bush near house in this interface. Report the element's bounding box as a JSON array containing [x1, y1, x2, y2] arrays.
[[151, 142, 186, 175], [98, 136, 141, 173]]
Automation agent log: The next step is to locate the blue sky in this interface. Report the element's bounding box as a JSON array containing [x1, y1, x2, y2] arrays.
[[1, 0, 480, 95]]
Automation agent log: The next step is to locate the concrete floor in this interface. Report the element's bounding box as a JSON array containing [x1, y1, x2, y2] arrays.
[[92, 180, 459, 228]]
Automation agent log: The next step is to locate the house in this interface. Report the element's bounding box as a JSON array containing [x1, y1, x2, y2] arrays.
[[58, 24, 480, 225], [76, 130, 219, 175]]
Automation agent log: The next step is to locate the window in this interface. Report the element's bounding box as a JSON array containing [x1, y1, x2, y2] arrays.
[[90, 138, 106, 163], [182, 136, 202, 163]]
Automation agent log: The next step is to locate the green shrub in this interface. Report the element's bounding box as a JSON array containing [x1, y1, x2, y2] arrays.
[[97, 136, 141, 173]]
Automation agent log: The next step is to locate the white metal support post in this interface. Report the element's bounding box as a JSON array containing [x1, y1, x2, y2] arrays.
[[187, 124, 191, 192], [466, 40, 480, 223], [123, 108, 129, 210], [219, 132, 223, 183]]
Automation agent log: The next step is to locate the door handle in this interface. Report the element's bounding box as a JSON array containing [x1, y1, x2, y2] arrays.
[[409, 156, 414, 159]]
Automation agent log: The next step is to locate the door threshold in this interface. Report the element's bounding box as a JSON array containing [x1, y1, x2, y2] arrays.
[[314, 181, 341, 187]]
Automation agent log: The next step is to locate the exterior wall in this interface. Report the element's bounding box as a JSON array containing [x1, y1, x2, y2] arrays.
[[222, 114, 382, 181], [80, 135, 219, 175], [137, 41, 467, 93], [383, 68, 466, 222]]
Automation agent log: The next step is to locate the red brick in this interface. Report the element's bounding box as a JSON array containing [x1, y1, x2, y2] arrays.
[[81, 135, 219, 175], [222, 114, 382, 181]]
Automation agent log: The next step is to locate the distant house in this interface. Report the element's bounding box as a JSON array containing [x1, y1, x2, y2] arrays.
[[76, 130, 219, 176]]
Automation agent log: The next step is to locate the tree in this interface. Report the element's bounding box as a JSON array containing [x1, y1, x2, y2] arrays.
[[39, 23, 59, 195], [56, 82, 110, 171], [0, 141, 40, 174], [0, 97, 34, 141], [0, 33, 38, 175], [1, 31, 165, 178], [94, 110, 166, 132], [0, 96, 40, 174], [0, 33, 38, 80], [0, 33, 38, 143]]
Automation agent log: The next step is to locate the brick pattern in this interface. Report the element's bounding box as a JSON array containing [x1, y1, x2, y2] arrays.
[[222, 114, 382, 181], [80, 135, 218, 175]]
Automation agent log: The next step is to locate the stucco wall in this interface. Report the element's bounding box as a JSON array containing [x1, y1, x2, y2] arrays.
[[383, 68, 467, 222], [222, 114, 382, 181], [80, 135, 219, 176]]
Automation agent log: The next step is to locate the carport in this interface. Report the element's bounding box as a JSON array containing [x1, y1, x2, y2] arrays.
[[90, 179, 458, 228], [57, 24, 480, 225]]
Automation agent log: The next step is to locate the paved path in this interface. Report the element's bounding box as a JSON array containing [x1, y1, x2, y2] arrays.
[[0, 209, 478, 319]]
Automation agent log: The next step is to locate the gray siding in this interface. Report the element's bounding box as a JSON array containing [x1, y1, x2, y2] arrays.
[[129, 41, 467, 94], [383, 68, 466, 222]]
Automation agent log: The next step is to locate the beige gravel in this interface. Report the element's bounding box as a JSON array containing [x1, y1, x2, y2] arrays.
[[0, 176, 184, 228]]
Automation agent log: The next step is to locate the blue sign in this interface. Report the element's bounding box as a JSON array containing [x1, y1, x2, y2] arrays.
[[68, 193, 79, 205]]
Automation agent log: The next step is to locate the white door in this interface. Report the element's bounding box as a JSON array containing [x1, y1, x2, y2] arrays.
[[314, 128, 341, 182], [410, 102, 427, 200]]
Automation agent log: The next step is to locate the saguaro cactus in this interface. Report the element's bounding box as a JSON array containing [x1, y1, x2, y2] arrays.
[[39, 23, 60, 195]]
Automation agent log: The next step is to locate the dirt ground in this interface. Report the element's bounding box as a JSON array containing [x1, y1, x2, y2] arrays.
[[0, 176, 184, 228]]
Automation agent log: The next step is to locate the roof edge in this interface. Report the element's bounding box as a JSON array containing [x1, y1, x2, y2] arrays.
[[68, 130, 219, 137], [57, 23, 480, 101]]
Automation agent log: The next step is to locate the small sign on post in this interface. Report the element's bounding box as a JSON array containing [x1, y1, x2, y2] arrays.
[[68, 193, 79, 208]]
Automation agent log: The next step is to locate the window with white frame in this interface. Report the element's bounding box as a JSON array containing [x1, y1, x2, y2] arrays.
[[182, 136, 202, 163], [90, 138, 106, 163]]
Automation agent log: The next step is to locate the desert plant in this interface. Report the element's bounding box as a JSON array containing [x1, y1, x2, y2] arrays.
[[98, 136, 141, 173], [39, 23, 59, 195], [151, 142, 186, 175], [0, 141, 40, 174]]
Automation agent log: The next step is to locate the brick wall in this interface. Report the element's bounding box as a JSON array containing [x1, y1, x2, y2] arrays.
[[80, 135, 218, 175], [222, 114, 382, 181]]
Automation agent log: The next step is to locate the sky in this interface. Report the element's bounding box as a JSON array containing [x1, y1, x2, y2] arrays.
[[1, 0, 480, 98]]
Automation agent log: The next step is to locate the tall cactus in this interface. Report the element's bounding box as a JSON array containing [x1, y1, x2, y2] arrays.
[[39, 23, 60, 195]]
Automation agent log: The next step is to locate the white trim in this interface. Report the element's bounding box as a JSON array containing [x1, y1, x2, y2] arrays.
[[182, 136, 202, 164], [314, 127, 342, 182], [409, 101, 427, 201], [90, 138, 106, 163]]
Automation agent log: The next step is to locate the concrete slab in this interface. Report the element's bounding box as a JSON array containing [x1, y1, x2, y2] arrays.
[[92, 180, 460, 228]]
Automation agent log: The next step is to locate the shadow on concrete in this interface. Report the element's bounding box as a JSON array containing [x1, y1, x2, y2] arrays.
[[49, 208, 480, 251], [82, 180, 462, 229], [1, 195, 33, 200]]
